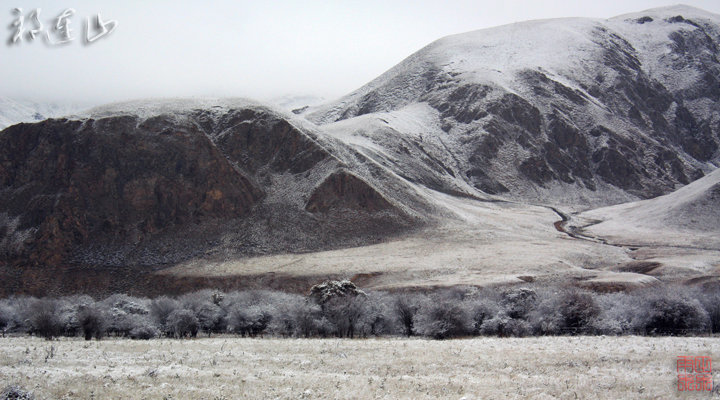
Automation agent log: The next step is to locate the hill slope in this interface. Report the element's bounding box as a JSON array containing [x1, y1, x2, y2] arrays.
[[0, 99, 433, 271], [307, 5, 720, 207], [578, 168, 720, 248]]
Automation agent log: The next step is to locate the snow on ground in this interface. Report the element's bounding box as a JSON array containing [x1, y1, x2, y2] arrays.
[[579, 169, 720, 249], [0, 336, 716, 399], [165, 192, 638, 290]]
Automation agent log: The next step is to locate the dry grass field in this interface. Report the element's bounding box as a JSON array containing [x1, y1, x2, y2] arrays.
[[0, 336, 717, 399]]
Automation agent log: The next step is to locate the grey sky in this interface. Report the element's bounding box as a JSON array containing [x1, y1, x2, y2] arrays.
[[1, 0, 719, 104]]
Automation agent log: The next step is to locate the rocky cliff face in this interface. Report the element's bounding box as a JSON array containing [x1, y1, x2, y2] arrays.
[[0, 115, 262, 266], [0, 100, 421, 269], [307, 5, 720, 207]]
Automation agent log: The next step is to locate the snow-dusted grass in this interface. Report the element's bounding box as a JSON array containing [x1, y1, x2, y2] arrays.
[[0, 336, 716, 399]]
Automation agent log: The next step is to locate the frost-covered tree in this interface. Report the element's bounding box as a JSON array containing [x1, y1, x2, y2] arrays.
[[129, 315, 159, 340], [414, 300, 472, 339], [322, 295, 368, 338], [500, 287, 537, 319], [227, 304, 272, 337], [640, 288, 710, 335], [291, 301, 324, 338], [150, 296, 180, 337], [27, 299, 63, 339], [479, 312, 532, 337], [166, 309, 199, 338], [463, 297, 500, 336], [308, 280, 365, 305], [178, 291, 224, 336], [391, 293, 427, 337], [101, 294, 152, 337], [77, 305, 107, 340], [698, 285, 720, 333], [528, 288, 599, 335], [0, 301, 12, 337], [359, 292, 398, 337], [267, 292, 306, 337]]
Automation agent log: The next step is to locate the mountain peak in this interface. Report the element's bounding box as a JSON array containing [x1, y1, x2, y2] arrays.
[[307, 6, 720, 206], [611, 4, 720, 21]]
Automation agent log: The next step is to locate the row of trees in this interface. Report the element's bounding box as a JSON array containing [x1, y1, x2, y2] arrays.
[[0, 280, 718, 340]]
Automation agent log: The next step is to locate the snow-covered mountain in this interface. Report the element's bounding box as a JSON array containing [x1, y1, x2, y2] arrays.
[[267, 95, 326, 114], [307, 5, 720, 207], [2, 6, 720, 294], [0, 97, 88, 130]]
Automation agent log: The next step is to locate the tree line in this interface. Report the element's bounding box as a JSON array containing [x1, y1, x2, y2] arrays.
[[0, 280, 718, 340]]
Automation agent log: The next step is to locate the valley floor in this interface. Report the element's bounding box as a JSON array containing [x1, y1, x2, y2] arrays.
[[0, 336, 716, 399], [163, 191, 720, 292]]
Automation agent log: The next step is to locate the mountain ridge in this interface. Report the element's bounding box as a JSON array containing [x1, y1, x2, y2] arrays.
[[306, 4, 720, 207], [1, 5, 720, 295]]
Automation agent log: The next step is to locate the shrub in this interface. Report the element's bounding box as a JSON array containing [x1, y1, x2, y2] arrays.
[[129, 322, 159, 340], [77, 305, 107, 340], [166, 309, 199, 338], [698, 286, 720, 333], [641, 292, 710, 335], [529, 289, 599, 335], [501, 287, 537, 319], [227, 305, 272, 337], [591, 292, 643, 335], [414, 300, 472, 339], [27, 299, 63, 339], [150, 296, 180, 337], [480, 313, 532, 337]]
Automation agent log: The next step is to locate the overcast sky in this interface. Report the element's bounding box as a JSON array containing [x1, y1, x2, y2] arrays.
[[1, 0, 719, 104]]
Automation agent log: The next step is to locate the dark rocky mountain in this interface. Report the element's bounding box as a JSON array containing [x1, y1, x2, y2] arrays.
[[0, 100, 429, 271], [307, 5, 720, 207]]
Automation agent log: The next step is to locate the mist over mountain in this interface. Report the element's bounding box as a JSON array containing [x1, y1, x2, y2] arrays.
[[0, 97, 89, 131]]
